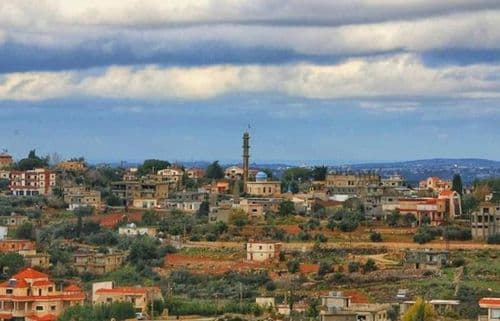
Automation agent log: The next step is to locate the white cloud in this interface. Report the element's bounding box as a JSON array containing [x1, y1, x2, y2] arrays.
[[0, 2, 499, 56], [1, 54, 499, 103]]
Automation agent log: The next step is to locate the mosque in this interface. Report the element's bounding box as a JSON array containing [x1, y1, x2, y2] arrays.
[[241, 131, 282, 197]]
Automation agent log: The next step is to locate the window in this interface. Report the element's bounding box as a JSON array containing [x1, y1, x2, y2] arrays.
[[6, 289, 13, 294], [51, 305, 56, 311], [48, 287, 53, 292], [36, 306, 44, 311]]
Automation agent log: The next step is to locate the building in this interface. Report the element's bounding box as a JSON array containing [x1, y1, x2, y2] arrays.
[[0, 171, 9, 180], [255, 297, 275, 309], [320, 291, 389, 321], [118, 223, 157, 237], [239, 198, 281, 218], [0, 227, 6, 241], [404, 249, 449, 270], [246, 171, 282, 197], [63, 186, 101, 211], [111, 180, 170, 208], [381, 174, 405, 187], [438, 190, 462, 218], [0, 153, 13, 169], [0, 240, 35, 253], [479, 297, 500, 321], [326, 172, 381, 195], [471, 202, 500, 240], [418, 177, 451, 192], [18, 250, 50, 270], [57, 160, 86, 172], [186, 168, 205, 180], [246, 241, 281, 262], [157, 167, 184, 186], [0, 268, 85, 321], [1, 213, 29, 230], [225, 166, 245, 180], [400, 300, 460, 317], [92, 282, 162, 313], [74, 249, 125, 275], [9, 169, 56, 196]]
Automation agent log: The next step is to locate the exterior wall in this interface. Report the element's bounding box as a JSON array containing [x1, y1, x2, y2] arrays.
[[0, 154, 13, 169], [246, 181, 281, 196], [64, 186, 101, 210], [74, 252, 125, 275], [9, 169, 56, 196], [225, 166, 244, 180], [246, 242, 280, 261], [0, 240, 35, 252], [118, 226, 157, 237], [57, 161, 86, 171], [471, 203, 500, 240]]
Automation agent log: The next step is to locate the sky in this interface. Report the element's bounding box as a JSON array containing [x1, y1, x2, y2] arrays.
[[0, 1, 500, 164]]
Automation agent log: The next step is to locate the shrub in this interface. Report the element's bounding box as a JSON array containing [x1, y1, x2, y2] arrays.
[[413, 227, 434, 244], [348, 261, 360, 273], [362, 259, 377, 273], [487, 233, 500, 244], [287, 259, 300, 273], [265, 280, 276, 291], [370, 231, 383, 242], [314, 233, 328, 243]]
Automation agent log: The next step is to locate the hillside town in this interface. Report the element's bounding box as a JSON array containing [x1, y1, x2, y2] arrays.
[[0, 132, 498, 321]]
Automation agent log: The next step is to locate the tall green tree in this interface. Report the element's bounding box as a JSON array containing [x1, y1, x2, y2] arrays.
[[138, 159, 171, 176], [452, 174, 463, 196], [206, 161, 224, 179], [15, 150, 48, 170], [311, 166, 328, 181]]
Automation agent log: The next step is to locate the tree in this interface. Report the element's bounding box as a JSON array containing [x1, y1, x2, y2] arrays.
[[142, 211, 160, 225], [348, 261, 360, 273], [452, 174, 463, 196], [311, 166, 328, 181], [138, 159, 171, 176], [206, 161, 224, 179], [462, 194, 480, 216], [0, 253, 25, 275], [414, 227, 434, 244], [338, 217, 359, 232], [15, 150, 48, 171], [362, 259, 377, 273], [197, 201, 210, 217], [287, 259, 300, 273], [279, 200, 295, 215], [15, 222, 35, 240], [386, 210, 401, 227], [370, 231, 382, 242], [317, 261, 332, 277], [402, 297, 436, 321]]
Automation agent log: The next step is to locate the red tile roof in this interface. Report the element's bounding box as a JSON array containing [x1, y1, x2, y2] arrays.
[[63, 284, 82, 292], [0, 278, 29, 288], [96, 287, 148, 295], [479, 297, 500, 308], [26, 313, 57, 321], [299, 263, 319, 274], [32, 280, 54, 287], [14, 268, 49, 280]]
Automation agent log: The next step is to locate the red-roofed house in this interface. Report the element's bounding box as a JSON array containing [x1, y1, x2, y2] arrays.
[[92, 282, 162, 313], [479, 297, 500, 321], [0, 268, 84, 321]]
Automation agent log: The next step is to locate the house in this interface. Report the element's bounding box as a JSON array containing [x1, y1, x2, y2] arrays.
[[157, 167, 184, 186], [0, 171, 10, 180], [92, 282, 162, 313], [471, 202, 500, 240], [1, 213, 29, 230], [186, 168, 205, 180], [57, 160, 86, 172], [0, 268, 85, 321], [256, 297, 275, 309], [239, 198, 281, 218], [404, 249, 449, 270], [479, 297, 500, 321], [63, 186, 101, 211], [9, 169, 56, 196], [208, 206, 232, 224], [246, 241, 281, 262], [118, 223, 157, 237], [277, 302, 308, 316], [0, 227, 6, 241], [418, 177, 451, 192], [111, 180, 170, 208], [18, 249, 51, 269], [246, 172, 281, 196], [381, 174, 405, 187], [400, 299, 460, 317], [438, 190, 462, 218], [0, 240, 35, 253], [320, 291, 389, 321], [224, 166, 245, 180], [0, 153, 13, 169], [73, 249, 126, 275], [326, 172, 381, 195]]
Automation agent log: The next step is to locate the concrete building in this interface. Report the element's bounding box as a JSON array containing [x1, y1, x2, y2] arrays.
[[239, 198, 281, 218], [404, 249, 449, 270], [255, 297, 275, 309], [1, 213, 29, 230], [0, 153, 13, 169], [320, 291, 389, 321], [418, 176, 452, 192], [246, 241, 281, 262], [0, 268, 84, 321], [381, 174, 405, 188], [479, 297, 500, 321], [118, 223, 157, 237], [63, 186, 101, 211], [157, 167, 184, 186], [92, 282, 162, 313], [186, 168, 205, 180], [112, 180, 170, 208], [246, 172, 281, 197], [0, 227, 7, 241], [9, 169, 56, 196], [400, 300, 460, 317], [57, 160, 86, 172], [326, 172, 381, 195], [471, 202, 500, 240], [74, 249, 125, 275], [18, 250, 50, 270], [0, 240, 35, 253]]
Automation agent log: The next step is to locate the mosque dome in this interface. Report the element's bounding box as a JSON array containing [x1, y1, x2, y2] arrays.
[[255, 171, 268, 182]]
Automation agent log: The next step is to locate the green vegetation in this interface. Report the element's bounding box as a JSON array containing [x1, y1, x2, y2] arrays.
[[206, 161, 224, 179], [57, 302, 135, 321]]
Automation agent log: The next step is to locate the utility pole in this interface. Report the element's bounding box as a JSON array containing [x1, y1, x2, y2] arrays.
[[239, 282, 243, 312]]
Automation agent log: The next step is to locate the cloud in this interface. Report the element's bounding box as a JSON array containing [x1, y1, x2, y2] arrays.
[[359, 101, 419, 113], [1, 54, 499, 103]]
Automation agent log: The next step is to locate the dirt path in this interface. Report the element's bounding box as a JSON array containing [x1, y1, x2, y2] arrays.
[[186, 240, 500, 251]]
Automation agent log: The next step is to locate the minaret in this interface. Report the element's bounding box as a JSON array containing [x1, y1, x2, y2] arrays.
[[242, 131, 250, 192]]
